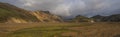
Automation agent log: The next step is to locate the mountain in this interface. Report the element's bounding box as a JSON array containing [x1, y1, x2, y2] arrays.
[[1, 2, 120, 23], [68, 15, 93, 22], [91, 14, 120, 22], [91, 15, 105, 22], [0, 2, 62, 23], [66, 15, 94, 22], [30, 11, 62, 22], [69, 14, 120, 22]]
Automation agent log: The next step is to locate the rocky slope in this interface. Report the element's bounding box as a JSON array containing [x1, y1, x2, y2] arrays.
[[0, 2, 62, 23], [30, 11, 62, 22]]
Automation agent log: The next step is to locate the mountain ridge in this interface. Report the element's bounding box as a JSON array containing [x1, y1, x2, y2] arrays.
[[0, 2, 120, 23], [0, 2, 62, 23]]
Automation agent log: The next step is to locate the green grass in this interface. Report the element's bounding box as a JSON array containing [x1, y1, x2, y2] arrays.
[[7, 23, 91, 37], [8, 27, 76, 37], [0, 23, 120, 37]]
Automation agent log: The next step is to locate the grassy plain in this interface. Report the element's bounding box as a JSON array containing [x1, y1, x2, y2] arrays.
[[0, 22, 120, 37]]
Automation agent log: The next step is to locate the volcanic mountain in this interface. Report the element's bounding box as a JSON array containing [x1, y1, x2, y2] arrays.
[[0, 2, 62, 23]]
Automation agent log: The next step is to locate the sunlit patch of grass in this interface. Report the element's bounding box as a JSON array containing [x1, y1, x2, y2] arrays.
[[8, 27, 77, 37], [7, 23, 92, 37]]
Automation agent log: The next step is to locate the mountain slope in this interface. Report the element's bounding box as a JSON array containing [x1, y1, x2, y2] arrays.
[[0, 2, 62, 23], [0, 2, 39, 23], [74, 15, 93, 22], [91, 14, 120, 22], [30, 11, 63, 22]]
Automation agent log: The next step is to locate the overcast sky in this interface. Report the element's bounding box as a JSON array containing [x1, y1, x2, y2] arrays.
[[0, 0, 120, 17]]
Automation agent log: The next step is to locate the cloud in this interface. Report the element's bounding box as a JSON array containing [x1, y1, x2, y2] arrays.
[[0, 0, 120, 17], [51, 4, 71, 16]]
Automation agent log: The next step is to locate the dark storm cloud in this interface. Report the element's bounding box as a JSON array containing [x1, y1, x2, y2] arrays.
[[0, 0, 120, 17]]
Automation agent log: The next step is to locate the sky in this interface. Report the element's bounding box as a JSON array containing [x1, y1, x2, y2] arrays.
[[0, 0, 120, 17]]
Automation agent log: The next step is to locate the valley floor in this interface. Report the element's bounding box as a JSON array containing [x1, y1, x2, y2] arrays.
[[0, 22, 120, 37]]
